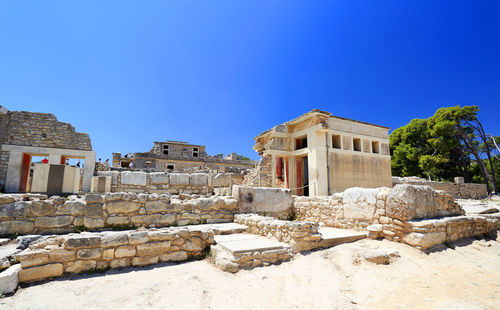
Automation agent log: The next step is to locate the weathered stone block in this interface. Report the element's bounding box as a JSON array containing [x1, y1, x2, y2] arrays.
[[106, 216, 130, 226], [110, 257, 131, 268], [101, 231, 129, 247], [84, 217, 104, 229], [212, 173, 230, 187], [132, 255, 158, 266], [402, 232, 446, 249], [121, 171, 147, 186], [34, 216, 73, 228], [19, 263, 63, 282], [106, 201, 141, 214], [0, 221, 34, 235], [0, 201, 29, 219], [150, 172, 169, 184], [30, 200, 57, 216], [66, 260, 97, 273], [136, 241, 171, 256], [102, 248, 114, 260], [181, 237, 205, 252], [169, 173, 190, 185], [190, 173, 208, 186], [48, 249, 75, 262], [0, 195, 15, 205], [159, 251, 188, 262], [84, 193, 104, 203], [233, 186, 292, 219], [0, 264, 21, 294], [129, 231, 149, 244], [114, 245, 136, 258], [85, 203, 103, 217], [66, 234, 101, 249], [77, 248, 103, 259], [57, 201, 85, 216], [16, 250, 49, 268], [144, 200, 169, 213]]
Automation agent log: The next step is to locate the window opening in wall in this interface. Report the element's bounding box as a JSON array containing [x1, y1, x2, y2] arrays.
[[193, 147, 199, 157], [163, 145, 169, 155], [332, 134, 341, 149], [275, 156, 289, 188], [166, 164, 175, 170], [353, 138, 361, 151], [372, 141, 379, 154], [295, 136, 307, 150]]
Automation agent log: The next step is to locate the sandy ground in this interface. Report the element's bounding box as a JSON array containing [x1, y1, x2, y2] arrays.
[[2, 235, 499, 310]]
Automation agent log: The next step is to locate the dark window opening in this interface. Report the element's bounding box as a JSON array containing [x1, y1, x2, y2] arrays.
[[353, 138, 361, 152], [372, 141, 379, 154], [42, 133, 47, 138], [166, 164, 174, 170], [332, 135, 341, 149], [295, 137, 307, 150]]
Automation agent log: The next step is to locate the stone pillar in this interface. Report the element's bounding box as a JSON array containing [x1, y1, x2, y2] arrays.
[[454, 177, 465, 185], [48, 153, 62, 165], [5, 151, 22, 192], [82, 152, 96, 192]]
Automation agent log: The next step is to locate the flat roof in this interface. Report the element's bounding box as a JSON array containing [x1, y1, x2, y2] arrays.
[[154, 140, 204, 147]]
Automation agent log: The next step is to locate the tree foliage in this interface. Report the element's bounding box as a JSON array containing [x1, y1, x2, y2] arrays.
[[390, 105, 498, 193]]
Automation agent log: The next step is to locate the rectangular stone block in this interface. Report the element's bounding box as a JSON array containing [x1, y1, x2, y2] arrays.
[[0, 220, 34, 235], [66, 234, 101, 249], [16, 251, 49, 268], [85, 203, 103, 217], [132, 255, 159, 267], [150, 172, 169, 184], [77, 248, 103, 259], [102, 248, 114, 260], [120, 171, 147, 186], [110, 257, 131, 268], [114, 245, 136, 258], [136, 241, 171, 256], [106, 216, 130, 225], [101, 231, 129, 247], [34, 216, 73, 228], [144, 200, 169, 213], [48, 249, 75, 263], [105, 200, 141, 214], [190, 173, 208, 186], [66, 260, 97, 273], [169, 173, 190, 185], [212, 173, 230, 187], [19, 263, 63, 282]]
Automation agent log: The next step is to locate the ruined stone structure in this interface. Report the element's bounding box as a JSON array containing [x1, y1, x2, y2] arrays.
[[113, 140, 255, 173], [246, 110, 392, 196], [392, 176, 488, 199], [0, 106, 95, 193]]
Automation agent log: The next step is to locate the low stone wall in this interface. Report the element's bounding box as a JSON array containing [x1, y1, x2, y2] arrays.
[[234, 214, 322, 252], [232, 186, 293, 219], [0, 193, 238, 235], [293, 185, 464, 230], [392, 177, 488, 199], [14, 226, 214, 283], [96, 171, 233, 195]]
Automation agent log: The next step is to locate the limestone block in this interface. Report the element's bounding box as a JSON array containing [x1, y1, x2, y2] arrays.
[[212, 173, 230, 187], [120, 171, 147, 186], [132, 255, 158, 266], [151, 214, 176, 226], [102, 248, 114, 260], [66, 234, 101, 249], [150, 172, 169, 184], [148, 230, 176, 241], [0, 257, 10, 271], [181, 237, 205, 252], [77, 248, 103, 259], [136, 241, 171, 256], [57, 201, 85, 216], [97, 171, 119, 184], [0, 264, 21, 294], [129, 231, 149, 244], [0, 196, 15, 205], [106, 216, 130, 226], [84, 193, 105, 204], [101, 232, 129, 247], [48, 249, 75, 262], [18, 263, 63, 282], [83, 217, 104, 229], [105, 201, 141, 214], [66, 260, 97, 273], [16, 250, 49, 268], [29, 200, 57, 216], [110, 258, 131, 268], [190, 173, 208, 186], [105, 192, 123, 202], [169, 173, 190, 186], [144, 200, 169, 213], [34, 216, 73, 228], [402, 232, 446, 249], [114, 245, 136, 258], [233, 186, 292, 219], [0, 221, 34, 235], [343, 187, 379, 205], [0, 201, 29, 219], [159, 251, 188, 262], [343, 202, 376, 221], [84, 203, 103, 217]]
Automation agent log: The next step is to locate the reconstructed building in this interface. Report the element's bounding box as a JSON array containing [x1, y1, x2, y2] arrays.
[[113, 140, 255, 172], [0, 106, 95, 193], [246, 109, 392, 196]]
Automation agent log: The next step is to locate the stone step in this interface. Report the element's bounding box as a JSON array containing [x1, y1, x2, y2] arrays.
[[184, 223, 248, 235], [212, 233, 292, 272], [319, 227, 367, 248]]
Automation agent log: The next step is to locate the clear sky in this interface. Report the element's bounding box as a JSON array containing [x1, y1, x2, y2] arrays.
[[1, 1, 499, 161]]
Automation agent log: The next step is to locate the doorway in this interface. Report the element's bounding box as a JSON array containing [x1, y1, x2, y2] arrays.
[[296, 156, 309, 196]]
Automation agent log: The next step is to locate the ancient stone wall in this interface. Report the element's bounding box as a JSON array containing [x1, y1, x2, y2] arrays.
[[1, 111, 92, 150], [392, 177, 487, 199], [0, 151, 9, 191], [232, 186, 293, 219], [242, 152, 273, 187], [0, 193, 238, 235], [14, 227, 213, 283], [96, 171, 232, 195], [234, 214, 322, 252]]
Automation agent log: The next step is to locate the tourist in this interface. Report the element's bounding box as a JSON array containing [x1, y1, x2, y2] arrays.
[[129, 162, 134, 169], [105, 159, 109, 165], [76, 160, 80, 167], [65, 159, 69, 165], [42, 157, 48, 164]]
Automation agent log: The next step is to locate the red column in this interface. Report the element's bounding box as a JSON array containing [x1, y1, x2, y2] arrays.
[[19, 153, 31, 193]]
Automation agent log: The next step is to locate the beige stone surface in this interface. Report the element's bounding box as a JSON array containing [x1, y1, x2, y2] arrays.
[[18, 263, 63, 282], [4, 238, 499, 309]]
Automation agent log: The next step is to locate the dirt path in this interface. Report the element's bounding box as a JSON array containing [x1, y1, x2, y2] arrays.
[[2, 236, 499, 310]]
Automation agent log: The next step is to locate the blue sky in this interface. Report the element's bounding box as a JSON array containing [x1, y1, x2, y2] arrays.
[[1, 1, 499, 161]]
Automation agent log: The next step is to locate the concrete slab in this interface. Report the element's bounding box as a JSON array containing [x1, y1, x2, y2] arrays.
[[319, 227, 367, 248], [215, 233, 290, 254]]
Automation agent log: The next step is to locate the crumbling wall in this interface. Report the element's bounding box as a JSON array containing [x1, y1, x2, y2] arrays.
[[1, 111, 91, 150], [0, 193, 238, 235], [232, 185, 293, 219], [234, 214, 322, 252], [241, 153, 273, 187], [392, 177, 487, 199], [15, 227, 214, 283]]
